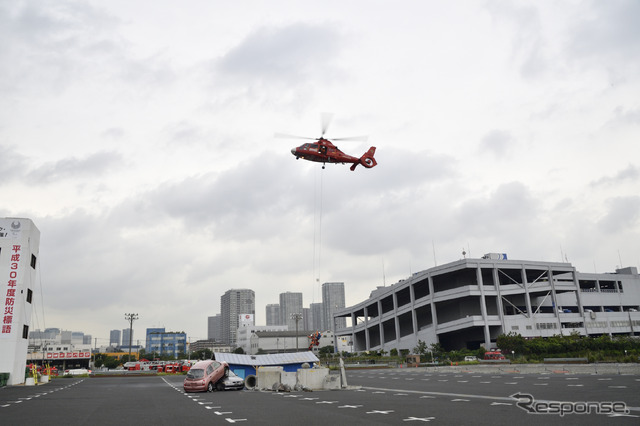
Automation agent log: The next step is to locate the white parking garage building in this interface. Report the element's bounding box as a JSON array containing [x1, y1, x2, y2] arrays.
[[334, 255, 640, 352]]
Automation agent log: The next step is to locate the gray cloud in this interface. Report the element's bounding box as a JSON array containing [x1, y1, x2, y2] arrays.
[[568, 0, 640, 66], [26, 151, 124, 183], [485, 1, 548, 79], [454, 181, 538, 237], [215, 24, 344, 86], [591, 164, 639, 187], [478, 130, 515, 159], [597, 196, 640, 233], [0, 1, 122, 94], [0, 144, 28, 183]]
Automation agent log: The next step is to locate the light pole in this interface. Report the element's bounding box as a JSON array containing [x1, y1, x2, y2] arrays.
[[124, 313, 139, 363], [291, 313, 303, 352]]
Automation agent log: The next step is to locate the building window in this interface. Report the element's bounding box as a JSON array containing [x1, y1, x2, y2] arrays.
[[27, 288, 33, 304], [23, 325, 29, 339], [31, 254, 37, 269]]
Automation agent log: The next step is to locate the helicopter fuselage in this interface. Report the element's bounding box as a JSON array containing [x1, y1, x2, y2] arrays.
[[290, 138, 360, 165]]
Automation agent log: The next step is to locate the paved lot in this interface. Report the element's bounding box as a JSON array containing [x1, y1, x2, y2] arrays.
[[1, 368, 639, 425]]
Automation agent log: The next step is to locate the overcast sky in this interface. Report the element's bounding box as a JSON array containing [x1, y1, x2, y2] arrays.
[[2, 0, 639, 345]]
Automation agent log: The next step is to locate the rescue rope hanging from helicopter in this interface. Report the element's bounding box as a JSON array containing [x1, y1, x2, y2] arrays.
[[276, 113, 376, 301], [312, 165, 324, 301]]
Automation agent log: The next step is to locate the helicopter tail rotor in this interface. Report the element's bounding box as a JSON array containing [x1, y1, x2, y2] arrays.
[[350, 147, 377, 171]]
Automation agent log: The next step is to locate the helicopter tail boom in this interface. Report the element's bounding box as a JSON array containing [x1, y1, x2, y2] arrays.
[[350, 147, 377, 171]]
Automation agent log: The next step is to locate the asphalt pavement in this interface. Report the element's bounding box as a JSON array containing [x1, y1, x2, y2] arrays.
[[1, 367, 639, 425]]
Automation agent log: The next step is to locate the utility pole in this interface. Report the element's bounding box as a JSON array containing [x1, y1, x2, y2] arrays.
[[291, 313, 303, 352], [124, 313, 139, 363]]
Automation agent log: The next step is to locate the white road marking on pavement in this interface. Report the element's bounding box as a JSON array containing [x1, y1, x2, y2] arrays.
[[491, 402, 512, 406], [225, 419, 247, 423], [367, 410, 394, 414], [339, 405, 363, 408], [403, 417, 435, 422]]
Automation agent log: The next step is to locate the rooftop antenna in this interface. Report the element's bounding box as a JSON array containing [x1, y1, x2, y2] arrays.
[[432, 240, 437, 266], [618, 250, 623, 268], [382, 258, 386, 286], [462, 248, 467, 259]]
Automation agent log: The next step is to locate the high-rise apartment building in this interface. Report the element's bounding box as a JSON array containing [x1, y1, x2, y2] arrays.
[[122, 328, 132, 348], [266, 304, 281, 326], [309, 302, 324, 331], [279, 292, 303, 331], [220, 289, 255, 346], [303, 307, 311, 330], [207, 314, 222, 341], [322, 282, 346, 331], [110, 329, 121, 347]]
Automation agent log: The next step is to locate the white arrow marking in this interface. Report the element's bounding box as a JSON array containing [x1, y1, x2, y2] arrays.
[[225, 419, 247, 423], [214, 411, 232, 415]]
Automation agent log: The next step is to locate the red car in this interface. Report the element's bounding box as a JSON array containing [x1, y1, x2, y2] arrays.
[[183, 360, 227, 392]]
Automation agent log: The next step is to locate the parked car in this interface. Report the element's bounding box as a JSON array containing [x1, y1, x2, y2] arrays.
[[217, 369, 245, 391], [183, 360, 227, 393], [463, 356, 478, 362]]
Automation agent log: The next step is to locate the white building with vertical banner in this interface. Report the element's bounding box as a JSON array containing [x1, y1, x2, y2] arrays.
[[0, 218, 40, 385]]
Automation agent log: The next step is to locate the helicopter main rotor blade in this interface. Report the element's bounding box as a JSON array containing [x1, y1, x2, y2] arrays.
[[274, 132, 317, 140], [332, 135, 369, 142], [320, 112, 334, 137]]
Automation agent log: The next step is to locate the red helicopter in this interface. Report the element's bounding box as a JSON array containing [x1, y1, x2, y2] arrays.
[[277, 114, 377, 171]]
